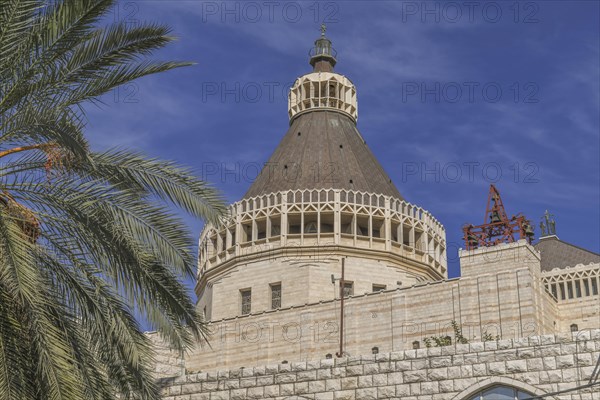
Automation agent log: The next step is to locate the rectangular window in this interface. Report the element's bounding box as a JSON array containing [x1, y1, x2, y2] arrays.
[[583, 279, 590, 296], [241, 224, 251, 242], [270, 283, 281, 309], [559, 282, 566, 300], [550, 284, 558, 300], [575, 280, 582, 298], [372, 284, 386, 292], [343, 281, 354, 297], [240, 289, 251, 315], [592, 278, 598, 295], [567, 281, 574, 299]]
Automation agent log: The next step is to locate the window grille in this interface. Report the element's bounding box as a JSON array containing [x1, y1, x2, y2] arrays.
[[240, 289, 251, 315], [271, 284, 281, 309], [343, 281, 353, 297]]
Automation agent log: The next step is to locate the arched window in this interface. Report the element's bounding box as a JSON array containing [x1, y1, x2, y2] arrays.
[[454, 378, 545, 400], [304, 221, 318, 234], [467, 385, 534, 400]]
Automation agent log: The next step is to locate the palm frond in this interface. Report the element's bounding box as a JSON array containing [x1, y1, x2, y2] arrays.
[[88, 150, 227, 225], [0, 0, 40, 77], [0, 1, 224, 398]]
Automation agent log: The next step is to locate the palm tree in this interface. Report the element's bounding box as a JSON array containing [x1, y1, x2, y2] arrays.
[[0, 1, 226, 399]]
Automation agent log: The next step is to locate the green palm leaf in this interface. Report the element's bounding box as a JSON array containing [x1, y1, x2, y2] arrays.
[[0, 1, 224, 399]]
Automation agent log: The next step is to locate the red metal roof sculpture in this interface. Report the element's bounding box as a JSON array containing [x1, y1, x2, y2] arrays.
[[463, 185, 534, 250]]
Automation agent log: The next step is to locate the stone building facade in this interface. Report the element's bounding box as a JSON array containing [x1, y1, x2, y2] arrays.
[[155, 31, 600, 399], [156, 330, 600, 400]]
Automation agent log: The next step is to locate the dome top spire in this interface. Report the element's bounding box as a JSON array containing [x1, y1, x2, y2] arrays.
[[247, 27, 400, 200], [309, 24, 337, 72], [288, 25, 357, 123]]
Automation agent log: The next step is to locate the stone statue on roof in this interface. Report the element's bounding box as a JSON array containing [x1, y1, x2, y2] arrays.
[[541, 210, 556, 236]]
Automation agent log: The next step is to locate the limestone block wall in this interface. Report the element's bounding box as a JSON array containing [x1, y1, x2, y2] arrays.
[[459, 241, 559, 337], [158, 330, 600, 400], [199, 256, 310, 321], [554, 296, 600, 332], [185, 260, 555, 373], [198, 254, 424, 321], [148, 333, 185, 379], [459, 240, 540, 278]]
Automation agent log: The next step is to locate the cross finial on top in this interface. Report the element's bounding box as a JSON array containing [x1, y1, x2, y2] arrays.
[[310, 24, 336, 72]]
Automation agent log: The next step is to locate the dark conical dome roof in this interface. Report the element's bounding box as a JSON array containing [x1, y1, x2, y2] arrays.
[[243, 29, 402, 200], [243, 111, 403, 200]]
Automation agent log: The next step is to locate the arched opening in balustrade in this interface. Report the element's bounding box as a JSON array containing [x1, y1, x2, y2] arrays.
[[270, 217, 281, 237], [320, 213, 335, 234], [256, 218, 267, 240]]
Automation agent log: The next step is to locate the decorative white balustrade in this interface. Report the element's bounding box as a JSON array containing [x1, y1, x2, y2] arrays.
[[542, 263, 600, 301], [288, 72, 358, 122], [198, 189, 447, 279]]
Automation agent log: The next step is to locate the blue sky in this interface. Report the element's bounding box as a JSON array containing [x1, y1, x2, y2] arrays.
[[88, 1, 599, 294]]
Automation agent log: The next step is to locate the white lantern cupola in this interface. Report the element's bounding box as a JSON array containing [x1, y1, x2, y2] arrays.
[[288, 25, 358, 123]]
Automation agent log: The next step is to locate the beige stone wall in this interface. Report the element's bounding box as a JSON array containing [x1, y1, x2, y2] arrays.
[[186, 242, 560, 373], [460, 241, 560, 337], [157, 330, 600, 400], [198, 253, 426, 321], [148, 333, 185, 380], [153, 242, 600, 399], [459, 240, 541, 278], [557, 299, 600, 332], [197, 189, 449, 321], [186, 281, 551, 372]]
